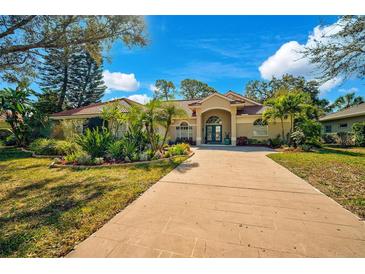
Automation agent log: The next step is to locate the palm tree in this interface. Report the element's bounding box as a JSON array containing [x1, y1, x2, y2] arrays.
[[333, 92, 364, 111], [263, 96, 288, 140], [158, 103, 186, 150], [140, 99, 162, 152]]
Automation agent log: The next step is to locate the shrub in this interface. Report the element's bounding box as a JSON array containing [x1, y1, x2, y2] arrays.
[[236, 136, 248, 146], [336, 131, 354, 147], [0, 128, 12, 140], [122, 139, 138, 160], [29, 138, 79, 155], [291, 130, 306, 147], [167, 143, 190, 156], [353, 122, 365, 147], [268, 135, 283, 148], [107, 140, 125, 160], [295, 119, 322, 147], [75, 128, 113, 158], [247, 138, 267, 145], [322, 133, 337, 144], [64, 150, 94, 165], [4, 134, 16, 146]]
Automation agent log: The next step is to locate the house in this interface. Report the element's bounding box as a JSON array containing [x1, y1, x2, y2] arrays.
[[319, 103, 365, 134], [50, 91, 291, 145]]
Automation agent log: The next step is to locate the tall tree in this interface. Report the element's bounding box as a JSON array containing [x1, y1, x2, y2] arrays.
[[180, 79, 217, 99], [332, 92, 364, 111], [303, 16, 365, 83], [67, 49, 107, 108], [153, 80, 176, 101], [38, 46, 79, 112], [0, 16, 147, 82], [245, 74, 331, 113]]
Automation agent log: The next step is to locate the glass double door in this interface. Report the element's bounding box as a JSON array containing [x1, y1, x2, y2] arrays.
[[206, 125, 222, 144]]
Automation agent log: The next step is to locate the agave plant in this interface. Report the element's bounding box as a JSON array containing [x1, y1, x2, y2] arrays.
[[75, 128, 112, 158]]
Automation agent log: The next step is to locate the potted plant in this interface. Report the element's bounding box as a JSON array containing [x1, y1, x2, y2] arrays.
[[224, 132, 231, 145]]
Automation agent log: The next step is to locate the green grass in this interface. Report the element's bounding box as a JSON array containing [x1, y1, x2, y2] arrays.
[[0, 146, 187, 257], [268, 146, 365, 219]]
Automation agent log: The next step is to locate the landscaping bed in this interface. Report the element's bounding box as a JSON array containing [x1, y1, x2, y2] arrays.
[[0, 146, 188, 257], [268, 146, 365, 219]]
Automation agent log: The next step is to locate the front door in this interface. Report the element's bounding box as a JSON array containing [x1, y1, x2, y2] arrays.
[[206, 125, 222, 144]]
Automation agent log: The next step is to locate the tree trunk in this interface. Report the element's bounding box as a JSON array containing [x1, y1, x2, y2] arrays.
[[57, 64, 68, 112], [280, 117, 285, 141], [160, 119, 171, 152]]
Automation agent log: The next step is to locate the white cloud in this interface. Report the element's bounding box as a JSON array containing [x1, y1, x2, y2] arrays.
[[259, 19, 344, 94], [149, 84, 158, 92], [127, 94, 151, 104], [102, 70, 140, 92]]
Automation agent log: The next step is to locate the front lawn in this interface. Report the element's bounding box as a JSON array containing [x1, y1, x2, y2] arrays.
[[268, 146, 365, 219], [0, 146, 187, 257]]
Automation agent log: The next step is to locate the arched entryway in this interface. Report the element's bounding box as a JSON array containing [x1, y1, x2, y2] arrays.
[[205, 116, 222, 144], [201, 109, 231, 144]]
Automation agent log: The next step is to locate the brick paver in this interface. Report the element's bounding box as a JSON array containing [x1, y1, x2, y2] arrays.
[[67, 146, 365, 257]]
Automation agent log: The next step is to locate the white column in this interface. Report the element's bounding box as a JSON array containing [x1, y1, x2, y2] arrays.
[[196, 109, 202, 145], [230, 106, 237, 146]]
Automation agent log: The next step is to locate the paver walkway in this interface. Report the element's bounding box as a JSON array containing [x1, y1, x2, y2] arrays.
[[67, 146, 365, 257]]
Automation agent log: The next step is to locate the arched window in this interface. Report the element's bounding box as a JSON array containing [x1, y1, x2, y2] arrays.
[[253, 118, 268, 126], [176, 121, 192, 140], [206, 116, 222, 125], [253, 119, 268, 137]]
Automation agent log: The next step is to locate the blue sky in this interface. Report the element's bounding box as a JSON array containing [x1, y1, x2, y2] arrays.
[[102, 15, 364, 104]]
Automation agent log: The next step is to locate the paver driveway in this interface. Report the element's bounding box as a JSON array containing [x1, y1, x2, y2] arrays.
[[67, 146, 365, 258]]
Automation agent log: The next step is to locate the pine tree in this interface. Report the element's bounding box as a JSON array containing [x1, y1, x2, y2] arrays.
[[67, 50, 106, 108], [39, 46, 106, 112], [38, 46, 79, 112]]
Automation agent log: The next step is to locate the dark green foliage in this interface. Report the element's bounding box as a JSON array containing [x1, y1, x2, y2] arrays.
[[268, 135, 283, 148], [75, 128, 112, 158], [107, 140, 125, 160], [0, 128, 12, 140], [0, 83, 46, 146], [337, 131, 354, 147], [322, 133, 338, 144], [295, 119, 322, 147], [29, 138, 79, 155], [39, 47, 106, 112], [245, 74, 324, 105], [180, 79, 217, 99], [4, 134, 16, 146], [353, 122, 365, 146], [67, 50, 106, 108], [332, 93, 364, 111]]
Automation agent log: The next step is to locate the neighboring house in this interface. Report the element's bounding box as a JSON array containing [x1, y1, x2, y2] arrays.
[[50, 91, 291, 145], [319, 103, 365, 134]]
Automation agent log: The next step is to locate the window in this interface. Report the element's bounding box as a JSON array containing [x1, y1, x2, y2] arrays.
[[325, 125, 332, 133], [206, 116, 222, 125], [253, 119, 268, 137], [339, 123, 348, 128], [176, 122, 192, 139]]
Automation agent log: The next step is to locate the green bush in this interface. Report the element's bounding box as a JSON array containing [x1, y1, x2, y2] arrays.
[[247, 138, 267, 145], [353, 122, 365, 147], [75, 128, 112, 158], [29, 138, 79, 155], [268, 135, 283, 148], [336, 131, 354, 147], [4, 134, 16, 146], [167, 143, 190, 156], [296, 119, 322, 147], [322, 133, 337, 144], [122, 139, 138, 160], [107, 140, 125, 160], [64, 150, 94, 165], [291, 130, 306, 147], [0, 128, 12, 140]]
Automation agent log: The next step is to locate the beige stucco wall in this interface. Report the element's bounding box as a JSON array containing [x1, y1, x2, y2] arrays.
[[168, 118, 197, 142], [236, 115, 291, 140], [321, 115, 365, 133], [200, 95, 232, 112]]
